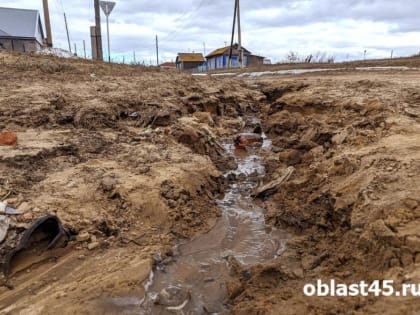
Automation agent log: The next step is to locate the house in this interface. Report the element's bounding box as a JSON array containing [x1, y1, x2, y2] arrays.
[[0, 7, 45, 52], [206, 43, 265, 70], [176, 53, 205, 71], [159, 62, 176, 69]]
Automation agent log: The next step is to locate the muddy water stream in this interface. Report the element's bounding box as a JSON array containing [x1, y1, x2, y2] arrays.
[[110, 134, 288, 314]]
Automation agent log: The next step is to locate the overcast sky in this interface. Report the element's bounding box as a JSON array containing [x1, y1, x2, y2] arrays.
[[2, 0, 420, 64]]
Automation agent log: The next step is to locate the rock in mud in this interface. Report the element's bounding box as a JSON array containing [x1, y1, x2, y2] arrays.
[[76, 231, 90, 242], [87, 241, 100, 250], [404, 199, 419, 210], [405, 236, 420, 252], [100, 176, 118, 192], [193, 112, 215, 126], [278, 149, 302, 166], [151, 111, 173, 127], [155, 285, 190, 307], [0, 132, 17, 146]]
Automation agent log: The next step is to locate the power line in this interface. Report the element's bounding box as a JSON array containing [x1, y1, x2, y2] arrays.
[[133, 0, 208, 54], [158, 0, 208, 44]]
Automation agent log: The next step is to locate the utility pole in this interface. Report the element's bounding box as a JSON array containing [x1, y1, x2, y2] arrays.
[[106, 13, 110, 62], [203, 42, 206, 56], [94, 0, 103, 61], [74, 43, 77, 56], [237, 0, 243, 68], [156, 35, 159, 66], [228, 0, 238, 68], [64, 13, 71, 53], [133, 51, 136, 64], [42, 0, 53, 47], [83, 40, 86, 58]]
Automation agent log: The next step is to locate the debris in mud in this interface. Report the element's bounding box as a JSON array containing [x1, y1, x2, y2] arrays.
[[234, 133, 263, 148], [0, 216, 11, 243], [0, 132, 17, 146], [0, 202, 23, 215], [75, 231, 90, 242], [252, 166, 295, 199], [2, 215, 68, 277]]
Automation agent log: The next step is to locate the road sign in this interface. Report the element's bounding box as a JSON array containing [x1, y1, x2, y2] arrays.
[[99, 1, 116, 62], [100, 1, 115, 17]]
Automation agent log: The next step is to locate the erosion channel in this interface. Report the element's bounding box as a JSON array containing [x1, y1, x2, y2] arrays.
[[110, 129, 288, 314]]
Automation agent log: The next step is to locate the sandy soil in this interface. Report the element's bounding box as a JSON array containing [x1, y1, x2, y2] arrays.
[[228, 73, 420, 314], [0, 51, 419, 314], [0, 51, 261, 314]]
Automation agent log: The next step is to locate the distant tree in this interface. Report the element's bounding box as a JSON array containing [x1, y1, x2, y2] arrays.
[[318, 52, 327, 63], [286, 51, 299, 63]]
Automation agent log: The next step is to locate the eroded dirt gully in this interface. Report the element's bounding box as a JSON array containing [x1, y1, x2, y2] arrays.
[[0, 51, 420, 315], [129, 129, 288, 315], [226, 73, 420, 315], [0, 52, 264, 314]]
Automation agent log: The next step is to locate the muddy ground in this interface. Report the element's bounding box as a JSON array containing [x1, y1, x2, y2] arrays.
[[0, 51, 419, 314], [229, 72, 420, 314]]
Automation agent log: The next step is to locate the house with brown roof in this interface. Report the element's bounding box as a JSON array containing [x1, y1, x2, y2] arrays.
[[206, 43, 265, 70], [176, 53, 205, 71]]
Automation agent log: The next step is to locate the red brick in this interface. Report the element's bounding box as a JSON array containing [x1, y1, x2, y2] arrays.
[[0, 132, 17, 146]]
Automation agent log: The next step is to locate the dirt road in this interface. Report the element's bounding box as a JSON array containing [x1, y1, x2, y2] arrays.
[[0, 51, 419, 314]]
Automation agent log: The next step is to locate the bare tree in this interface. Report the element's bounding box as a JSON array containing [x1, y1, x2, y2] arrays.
[[286, 51, 299, 63]]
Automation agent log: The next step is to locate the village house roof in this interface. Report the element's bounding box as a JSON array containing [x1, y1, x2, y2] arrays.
[[176, 53, 205, 63], [0, 7, 44, 43], [206, 44, 251, 58], [160, 62, 176, 68]]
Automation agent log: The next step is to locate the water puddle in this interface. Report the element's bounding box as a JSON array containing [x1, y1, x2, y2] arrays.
[[108, 132, 288, 314]]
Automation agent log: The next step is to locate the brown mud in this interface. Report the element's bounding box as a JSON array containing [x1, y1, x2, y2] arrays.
[[0, 51, 261, 314], [0, 51, 419, 314], [227, 74, 420, 314]]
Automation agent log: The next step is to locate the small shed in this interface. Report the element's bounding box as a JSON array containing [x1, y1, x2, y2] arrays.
[[0, 7, 45, 52], [176, 53, 205, 71]]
